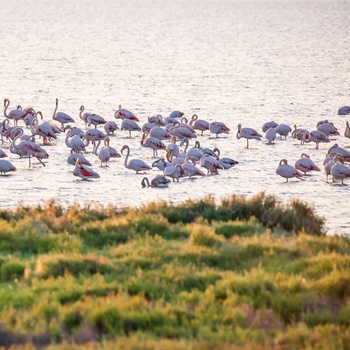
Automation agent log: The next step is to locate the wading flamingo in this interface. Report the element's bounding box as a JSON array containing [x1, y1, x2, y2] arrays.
[[52, 98, 75, 129], [121, 145, 151, 173], [275, 159, 303, 182], [73, 159, 100, 180], [295, 153, 321, 175], [141, 175, 170, 188], [237, 123, 262, 149]]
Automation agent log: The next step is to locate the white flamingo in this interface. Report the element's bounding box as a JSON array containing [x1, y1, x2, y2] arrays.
[[262, 121, 278, 132], [275, 124, 292, 139], [67, 149, 91, 166], [95, 137, 111, 167], [317, 121, 339, 137], [164, 163, 184, 182], [330, 157, 350, 185], [200, 154, 223, 174], [65, 127, 86, 153], [104, 121, 119, 135], [79, 105, 92, 129], [265, 127, 276, 145], [114, 105, 140, 122], [121, 119, 141, 138], [88, 114, 107, 129], [299, 130, 330, 150], [345, 121, 350, 139], [121, 144, 151, 173], [149, 126, 171, 140], [182, 157, 206, 178], [140, 132, 166, 158]]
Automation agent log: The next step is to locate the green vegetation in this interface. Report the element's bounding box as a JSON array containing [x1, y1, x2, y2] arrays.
[[0, 193, 349, 349]]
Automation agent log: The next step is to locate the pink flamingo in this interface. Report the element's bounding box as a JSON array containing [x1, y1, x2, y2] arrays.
[[140, 132, 166, 157], [212, 148, 239, 170], [0, 149, 8, 158], [182, 157, 206, 178], [300, 130, 330, 150], [114, 105, 140, 122], [265, 127, 276, 145], [73, 159, 100, 180], [88, 114, 107, 129], [52, 99, 75, 129], [121, 119, 141, 138], [262, 121, 278, 132], [164, 163, 184, 182], [275, 159, 303, 182], [65, 127, 86, 153], [0, 159, 16, 175], [292, 125, 310, 144], [189, 114, 209, 136], [169, 125, 197, 140], [345, 121, 350, 139], [295, 153, 321, 175], [330, 157, 350, 185], [209, 121, 230, 138], [67, 149, 91, 166], [121, 144, 151, 173], [10, 128, 49, 167], [275, 124, 292, 139], [79, 105, 91, 129], [200, 154, 223, 174], [95, 137, 111, 167], [31, 112, 57, 144], [327, 143, 350, 161], [338, 106, 350, 115], [149, 126, 171, 140], [317, 121, 339, 137], [104, 121, 119, 135], [236, 123, 262, 148], [3, 99, 26, 126]]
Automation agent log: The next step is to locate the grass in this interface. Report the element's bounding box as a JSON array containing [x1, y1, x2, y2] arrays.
[[0, 192, 349, 349]]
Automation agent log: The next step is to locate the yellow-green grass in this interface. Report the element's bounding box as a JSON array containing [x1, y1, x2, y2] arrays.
[[0, 193, 349, 349]]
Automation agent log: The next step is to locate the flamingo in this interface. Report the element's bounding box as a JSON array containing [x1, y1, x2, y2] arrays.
[[10, 128, 49, 167], [151, 158, 172, 171], [67, 149, 91, 166], [149, 126, 171, 140], [141, 175, 170, 188], [114, 105, 140, 122], [209, 121, 230, 138], [338, 106, 350, 115], [23, 109, 37, 128], [345, 121, 350, 139], [87, 114, 107, 129], [95, 137, 111, 167], [169, 125, 196, 140], [186, 142, 203, 161], [31, 112, 57, 144], [103, 138, 121, 158], [142, 119, 157, 133], [275, 124, 292, 139], [200, 154, 223, 174], [262, 121, 278, 132], [0, 149, 8, 158], [73, 159, 100, 180], [299, 130, 330, 150], [182, 157, 206, 178], [169, 110, 184, 119], [330, 157, 350, 185], [236, 123, 262, 149], [323, 153, 339, 183], [275, 159, 303, 182], [121, 119, 141, 138], [292, 125, 310, 144], [164, 163, 184, 182], [317, 121, 339, 137], [104, 121, 119, 135], [0, 159, 16, 175], [140, 132, 166, 157], [52, 99, 75, 129], [3, 99, 26, 126], [327, 143, 350, 161], [265, 127, 276, 145], [65, 127, 86, 153], [189, 114, 209, 136], [212, 148, 239, 170], [295, 153, 321, 175], [79, 105, 92, 129], [121, 144, 151, 173]]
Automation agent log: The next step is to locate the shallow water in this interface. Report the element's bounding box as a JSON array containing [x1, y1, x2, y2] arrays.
[[1, 0, 350, 235]]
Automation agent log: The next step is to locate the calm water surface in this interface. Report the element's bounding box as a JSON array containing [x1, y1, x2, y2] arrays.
[[1, 0, 350, 235]]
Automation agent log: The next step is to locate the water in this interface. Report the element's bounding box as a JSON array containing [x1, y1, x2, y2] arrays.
[[1, 0, 350, 235]]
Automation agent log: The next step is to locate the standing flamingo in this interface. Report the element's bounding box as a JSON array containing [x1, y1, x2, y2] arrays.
[[295, 153, 321, 175], [200, 154, 223, 174], [338, 106, 350, 115], [330, 157, 350, 185], [88, 114, 107, 129], [149, 126, 171, 140], [114, 105, 140, 122], [209, 121, 230, 138], [345, 121, 350, 139], [189, 114, 209, 136], [317, 121, 340, 137], [140, 132, 166, 157], [79, 105, 92, 129], [4, 99, 26, 126], [164, 164, 184, 182], [73, 159, 100, 180], [65, 127, 86, 153], [121, 145, 151, 173], [182, 157, 206, 178], [299, 130, 330, 150], [104, 121, 119, 135], [67, 149, 91, 166], [275, 159, 303, 182], [265, 127, 276, 145], [237, 123, 262, 149], [275, 124, 292, 139], [10, 128, 49, 167], [52, 98, 75, 129], [121, 119, 141, 138], [262, 121, 278, 132], [0, 159, 16, 175]]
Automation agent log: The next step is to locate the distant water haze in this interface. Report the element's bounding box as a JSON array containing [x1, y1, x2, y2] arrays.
[[0, 0, 349, 235]]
